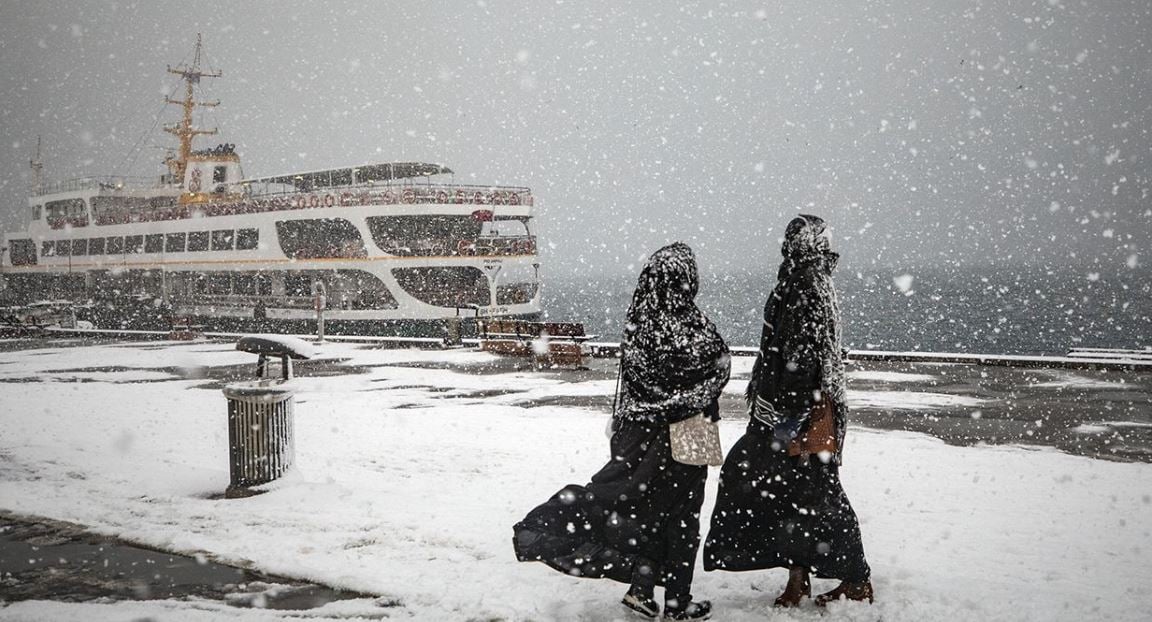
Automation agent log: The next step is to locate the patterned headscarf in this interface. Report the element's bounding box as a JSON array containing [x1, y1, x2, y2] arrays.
[[778, 214, 831, 280], [615, 243, 730, 425], [625, 242, 699, 325]]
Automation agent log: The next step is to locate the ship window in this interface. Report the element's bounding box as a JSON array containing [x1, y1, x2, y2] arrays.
[[186, 272, 206, 294], [233, 271, 273, 296], [88, 237, 106, 255], [71, 239, 88, 256], [285, 273, 312, 297], [205, 272, 232, 295], [366, 216, 484, 257], [256, 272, 272, 296], [45, 198, 87, 226], [234, 273, 255, 295], [497, 282, 539, 305], [145, 234, 163, 254], [236, 228, 259, 250], [32, 205, 42, 220], [42, 241, 55, 257], [213, 166, 227, 183], [275, 219, 366, 259], [327, 269, 398, 310], [165, 233, 187, 253], [9, 239, 37, 266], [92, 195, 178, 226], [211, 229, 234, 251], [392, 267, 489, 308], [106, 236, 124, 255], [54, 241, 70, 257], [187, 231, 209, 252], [125, 235, 144, 254]]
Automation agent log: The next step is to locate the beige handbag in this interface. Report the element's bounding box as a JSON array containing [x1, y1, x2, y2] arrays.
[[669, 413, 724, 466]]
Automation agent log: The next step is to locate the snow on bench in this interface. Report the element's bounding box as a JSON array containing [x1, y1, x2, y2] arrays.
[[236, 334, 317, 360]]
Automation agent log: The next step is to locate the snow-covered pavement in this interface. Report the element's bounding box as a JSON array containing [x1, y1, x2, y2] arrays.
[[0, 340, 1150, 621]]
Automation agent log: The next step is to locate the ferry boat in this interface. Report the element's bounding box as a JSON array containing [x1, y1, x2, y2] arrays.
[[0, 37, 541, 334]]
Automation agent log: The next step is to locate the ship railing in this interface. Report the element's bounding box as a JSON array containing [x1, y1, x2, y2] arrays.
[[190, 294, 313, 309], [244, 180, 531, 196], [32, 176, 163, 197], [379, 235, 537, 257], [242, 182, 534, 207], [457, 235, 537, 256], [88, 182, 536, 227], [185, 294, 392, 311], [46, 216, 90, 229]]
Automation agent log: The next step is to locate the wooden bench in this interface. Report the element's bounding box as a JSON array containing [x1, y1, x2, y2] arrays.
[[478, 320, 591, 367], [168, 317, 206, 341]]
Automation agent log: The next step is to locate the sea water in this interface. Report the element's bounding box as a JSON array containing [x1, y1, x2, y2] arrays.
[[542, 265, 1152, 355]]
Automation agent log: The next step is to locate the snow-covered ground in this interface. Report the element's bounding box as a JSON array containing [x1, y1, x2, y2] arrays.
[[1, 340, 1150, 621]]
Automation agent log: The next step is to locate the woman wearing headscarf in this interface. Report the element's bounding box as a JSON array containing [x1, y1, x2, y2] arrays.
[[703, 215, 873, 607], [514, 242, 730, 621]]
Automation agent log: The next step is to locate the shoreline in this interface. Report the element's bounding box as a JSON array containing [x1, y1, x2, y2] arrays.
[[0, 334, 1148, 464]]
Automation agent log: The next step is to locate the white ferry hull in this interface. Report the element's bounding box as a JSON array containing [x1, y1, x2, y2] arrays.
[[2, 189, 543, 333]]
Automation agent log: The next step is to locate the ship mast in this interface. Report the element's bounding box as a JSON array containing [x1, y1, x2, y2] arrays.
[[163, 33, 220, 185], [29, 135, 43, 194]]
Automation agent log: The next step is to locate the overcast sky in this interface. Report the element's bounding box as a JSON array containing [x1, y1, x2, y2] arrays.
[[1, 0, 1148, 278]]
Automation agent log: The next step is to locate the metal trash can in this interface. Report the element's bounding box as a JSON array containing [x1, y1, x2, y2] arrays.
[[224, 335, 313, 498]]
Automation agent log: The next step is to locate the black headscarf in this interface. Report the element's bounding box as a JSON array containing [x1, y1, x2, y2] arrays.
[[614, 243, 731, 426], [778, 214, 833, 279], [747, 215, 848, 460]]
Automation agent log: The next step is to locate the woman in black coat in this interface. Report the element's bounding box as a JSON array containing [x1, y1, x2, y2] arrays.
[[703, 215, 873, 607], [514, 242, 730, 621]]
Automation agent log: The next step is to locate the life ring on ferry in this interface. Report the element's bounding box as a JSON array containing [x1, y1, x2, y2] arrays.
[[401, 189, 416, 204], [456, 240, 473, 256], [436, 190, 449, 204], [307, 194, 320, 208], [323, 194, 335, 207], [508, 192, 520, 206]]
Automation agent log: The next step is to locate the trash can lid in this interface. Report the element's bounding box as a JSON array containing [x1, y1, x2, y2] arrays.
[[236, 334, 316, 360], [224, 379, 296, 400]]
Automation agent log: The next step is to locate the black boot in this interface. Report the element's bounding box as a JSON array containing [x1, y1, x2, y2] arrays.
[[622, 585, 659, 619], [774, 565, 811, 607], [815, 580, 874, 606], [662, 595, 711, 621]]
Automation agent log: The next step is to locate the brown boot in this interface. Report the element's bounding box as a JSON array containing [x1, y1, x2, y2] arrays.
[[773, 566, 811, 608], [815, 580, 874, 607]]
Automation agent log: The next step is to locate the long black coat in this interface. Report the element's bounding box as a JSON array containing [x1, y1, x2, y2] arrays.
[[514, 242, 730, 596], [704, 215, 869, 582]]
